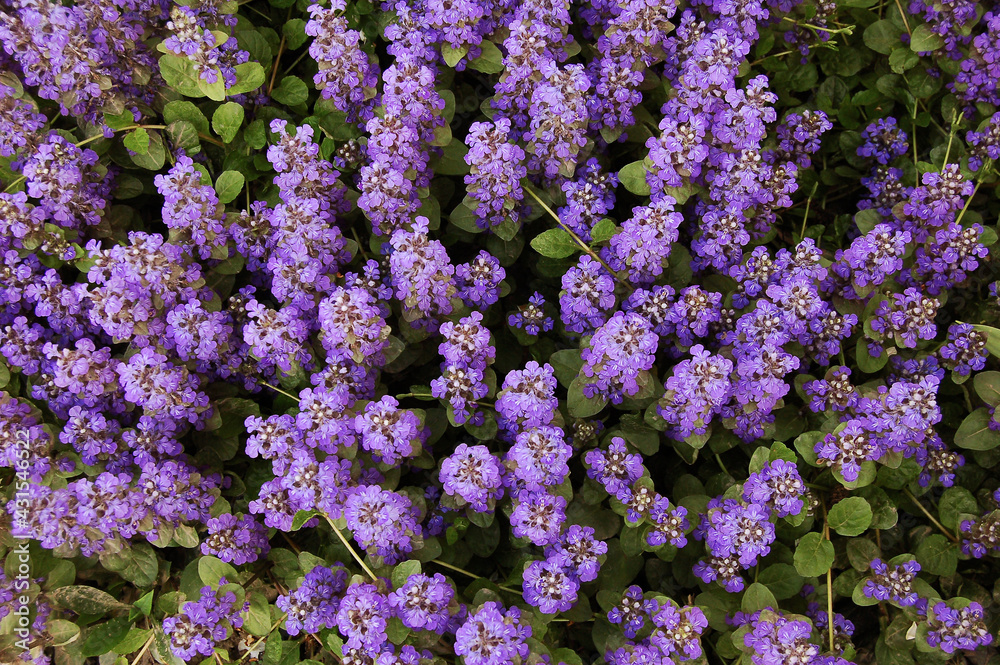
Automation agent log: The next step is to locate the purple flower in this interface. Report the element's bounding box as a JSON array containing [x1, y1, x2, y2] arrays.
[[560, 256, 616, 334], [454, 602, 531, 665], [456, 251, 506, 308], [276, 565, 347, 635], [545, 525, 608, 582], [496, 361, 559, 435], [743, 460, 806, 518], [510, 492, 566, 546], [440, 443, 505, 512], [355, 396, 424, 465], [390, 573, 453, 632], [522, 558, 580, 614], [927, 602, 993, 653], [343, 485, 417, 563], [584, 437, 643, 496], [506, 426, 572, 492], [862, 559, 920, 606], [581, 311, 658, 404], [337, 583, 389, 655]]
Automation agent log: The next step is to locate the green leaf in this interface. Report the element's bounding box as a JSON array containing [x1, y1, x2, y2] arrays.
[[530, 228, 578, 259], [199, 75, 227, 102], [618, 160, 651, 196], [164, 101, 210, 134], [974, 371, 1000, 407], [212, 102, 245, 143], [391, 560, 422, 589], [215, 171, 245, 204], [938, 487, 979, 531], [159, 54, 205, 98], [549, 349, 584, 388], [909, 24, 944, 52], [568, 374, 608, 418], [972, 324, 1000, 358], [468, 40, 504, 73], [434, 139, 470, 176], [272, 76, 309, 106], [757, 564, 803, 600], [828, 497, 873, 537], [915, 534, 958, 576], [99, 542, 159, 587], [48, 620, 81, 647], [863, 19, 903, 54], [441, 43, 469, 67], [889, 48, 919, 73], [198, 556, 238, 586], [130, 132, 166, 171], [228, 62, 267, 95], [82, 617, 131, 657], [741, 582, 777, 613], [49, 586, 129, 615], [590, 219, 617, 243], [113, 628, 152, 655], [282, 19, 308, 49], [954, 408, 1000, 450], [123, 128, 150, 155], [243, 592, 272, 636], [793, 532, 835, 577], [105, 110, 137, 131], [166, 120, 201, 153], [134, 591, 154, 617], [291, 510, 320, 531]]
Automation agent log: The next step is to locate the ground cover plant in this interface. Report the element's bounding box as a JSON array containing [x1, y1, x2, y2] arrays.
[[3, 0, 1000, 661]]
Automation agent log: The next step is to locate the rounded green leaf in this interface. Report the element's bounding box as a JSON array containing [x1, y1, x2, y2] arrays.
[[793, 532, 835, 577], [618, 160, 652, 196], [828, 497, 873, 537], [530, 228, 578, 259], [212, 102, 245, 144], [215, 171, 246, 205], [955, 408, 1000, 450]]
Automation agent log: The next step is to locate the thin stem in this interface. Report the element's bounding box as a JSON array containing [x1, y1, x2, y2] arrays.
[[199, 133, 226, 147], [268, 10, 292, 96], [955, 167, 988, 227], [129, 632, 156, 665], [237, 615, 288, 664], [259, 381, 300, 402], [822, 502, 835, 653], [4, 175, 25, 193], [524, 186, 633, 292], [903, 489, 959, 543], [941, 110, 958, 170], [894, 0, 912, 34], [749, 49, 797, 66], [799, 181, 819, 243], [396, 392, 495, 408], [321, 513, 378, 580], [352, 227, 370, 261], [715, 454, 731, 477], [429, 559, 522, 595], [283, 50, 310, 77]]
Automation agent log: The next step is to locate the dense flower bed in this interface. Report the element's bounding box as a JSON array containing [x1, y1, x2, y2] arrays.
[[1, 0, 1000, 662]]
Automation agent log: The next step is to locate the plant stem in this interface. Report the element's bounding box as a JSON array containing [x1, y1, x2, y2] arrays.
[[903, 489, 959, 543], [237, 615, 288, 664], [259, 381, 300, 402], [429, 559, 522, 595], [130, 632, 156, 665], [321, 513, 378, 580], [822, 501, 835, 653], [799, 181, 819, 243], [523, 186, 633, 292]]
